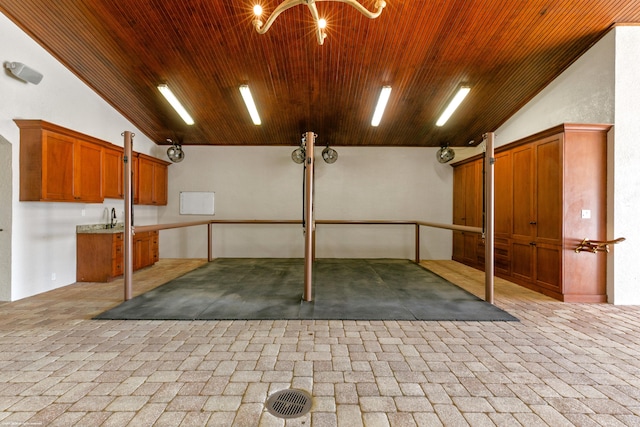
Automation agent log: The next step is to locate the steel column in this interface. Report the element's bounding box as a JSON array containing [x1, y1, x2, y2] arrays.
[[303, 132, 315, 302], [123, 131, 134, 301], [484, 132, 495, 304]]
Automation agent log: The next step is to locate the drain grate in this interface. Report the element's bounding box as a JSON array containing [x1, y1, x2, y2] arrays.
[[265, 389, 312, 419]]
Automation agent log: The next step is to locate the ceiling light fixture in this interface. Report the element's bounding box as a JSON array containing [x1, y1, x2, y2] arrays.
[[157, 84, 195, 125], [253, 0, 386, 45], [371, 86, 392, 127], [239, 85, 262, 125], [436, 86, 470, 127]]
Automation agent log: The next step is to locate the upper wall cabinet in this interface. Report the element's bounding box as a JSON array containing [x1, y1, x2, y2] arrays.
[[136, 154, 169, 205], [16, 120, 103, 202], [15, 120, 169, 205]]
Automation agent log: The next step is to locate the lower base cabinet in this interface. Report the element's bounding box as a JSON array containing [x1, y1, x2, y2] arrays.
[[76, 231, 159, 282]]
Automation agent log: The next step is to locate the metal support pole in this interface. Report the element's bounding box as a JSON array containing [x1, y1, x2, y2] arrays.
[[415, 224, 420, 264], [303, 132, 315, 302], [484, 132, 495, 304], [208, 223, 213, 262], [123, 131, 134, 301]]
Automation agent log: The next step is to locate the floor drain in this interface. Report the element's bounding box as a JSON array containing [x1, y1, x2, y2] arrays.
[[265, 389, 312, 419]]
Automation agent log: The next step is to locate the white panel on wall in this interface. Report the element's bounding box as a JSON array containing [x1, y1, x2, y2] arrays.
[[180, 192, 215, 215]]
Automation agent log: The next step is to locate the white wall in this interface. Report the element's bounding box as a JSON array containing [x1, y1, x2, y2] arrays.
[[610, 26, 640, 304], [1, 13, 163, 300], [488, 27, 640, 304], [159, 146, 453, 260]]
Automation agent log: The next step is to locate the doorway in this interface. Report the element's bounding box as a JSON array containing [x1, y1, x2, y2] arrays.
[[0, 135, 12, 301]]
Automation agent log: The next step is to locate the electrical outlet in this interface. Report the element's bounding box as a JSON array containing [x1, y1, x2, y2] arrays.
[[81, 209, 86, 217], [581, 209, 591, 219], [51, 273, 56, 281]]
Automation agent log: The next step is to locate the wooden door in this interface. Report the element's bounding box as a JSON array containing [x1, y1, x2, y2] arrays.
[[42, 131, 75, 201], [534, 135, 562, 244], [103, 147, 123, 199], [74, 140, 103, 202]]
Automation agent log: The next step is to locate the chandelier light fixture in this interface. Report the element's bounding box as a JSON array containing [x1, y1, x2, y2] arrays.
[[253, 0, 386, 45]]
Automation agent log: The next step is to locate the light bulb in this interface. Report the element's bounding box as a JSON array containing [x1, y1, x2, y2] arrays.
[[253, 4, 263, 16], [318, 18, 327, 29]]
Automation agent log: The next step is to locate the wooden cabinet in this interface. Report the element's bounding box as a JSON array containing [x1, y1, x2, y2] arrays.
[[77, 230, 159, 282], [134, 230, 158, 270], [452, 159, 483, 266], [452, 123, 610, 302], [16, 120, 169, 205], [16, 121, 103, 202], [103, 146, 123, 199], [136, 155, 169, 205]]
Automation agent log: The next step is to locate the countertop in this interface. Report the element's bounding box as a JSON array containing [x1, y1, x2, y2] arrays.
[[76, 223, 124, 234]]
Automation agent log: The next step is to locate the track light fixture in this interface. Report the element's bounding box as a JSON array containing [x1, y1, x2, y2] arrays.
[[253, 0, 386, 45], [322, 144, 338, 164], [166, 138, 185, 163]]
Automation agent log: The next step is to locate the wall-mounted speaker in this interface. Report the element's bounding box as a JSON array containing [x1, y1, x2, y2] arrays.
[[4, 62, 43, 84]]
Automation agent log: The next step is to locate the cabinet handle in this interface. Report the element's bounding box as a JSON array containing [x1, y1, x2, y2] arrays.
[[529, 221, 537, 225], [529, 242, 537, 246]]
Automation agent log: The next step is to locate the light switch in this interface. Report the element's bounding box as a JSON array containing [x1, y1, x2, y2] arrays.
[[581, 209, 591, 219]]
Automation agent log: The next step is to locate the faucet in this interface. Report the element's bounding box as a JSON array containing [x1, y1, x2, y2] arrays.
[[110, 208, 117, 228]]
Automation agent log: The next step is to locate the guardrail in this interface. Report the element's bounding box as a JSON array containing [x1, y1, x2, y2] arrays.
[[134, 219, 484, 263]]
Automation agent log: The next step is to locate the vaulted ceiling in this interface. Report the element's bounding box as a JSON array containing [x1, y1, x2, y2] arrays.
[[2, 1, 639, 147]]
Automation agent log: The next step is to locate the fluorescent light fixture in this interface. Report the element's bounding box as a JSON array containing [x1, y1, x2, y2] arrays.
[[371, 86, 392, 127], [239, 85, 262, 125], [157, 84, 194, 125], [436, 86, 470, 127]]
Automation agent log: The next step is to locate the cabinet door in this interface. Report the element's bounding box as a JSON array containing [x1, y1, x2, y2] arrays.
[[464, 161, 482, 227], [534, 242, 561, 291], [74, 140, 103, 202], [453, 166, 466, 225], [42, 131, 75, 201], [103, 147, 123, 199], [137, 157, 155, 205], [535, 136, 562, 244], [153, 163, 168, 205], [511, 239, 534, 283], [494, 151, 512, 237], [511, 145, 534, 240]]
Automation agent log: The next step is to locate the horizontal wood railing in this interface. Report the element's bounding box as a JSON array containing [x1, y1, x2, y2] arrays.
[[134, 219, 484, 263]]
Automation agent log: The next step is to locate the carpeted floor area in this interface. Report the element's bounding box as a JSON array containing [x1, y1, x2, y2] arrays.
[[95, 258, 517, 321]]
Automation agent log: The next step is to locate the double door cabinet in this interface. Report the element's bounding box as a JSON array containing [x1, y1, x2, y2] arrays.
[[452, 123, 610, 302], [76, 230, 159, 282], [16, 120, 169, 205]]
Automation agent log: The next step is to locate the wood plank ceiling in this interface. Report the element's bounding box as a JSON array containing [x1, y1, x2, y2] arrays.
[[2, 1, 639, 147]]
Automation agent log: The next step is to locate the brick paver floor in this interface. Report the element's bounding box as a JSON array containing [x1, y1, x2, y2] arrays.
[[1, 259, 639, 426]]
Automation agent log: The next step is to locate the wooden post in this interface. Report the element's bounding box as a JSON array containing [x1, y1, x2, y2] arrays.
[[303, 132, 315, 302], [123, 131, 134, 301], [484, 132, 495, 304]]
